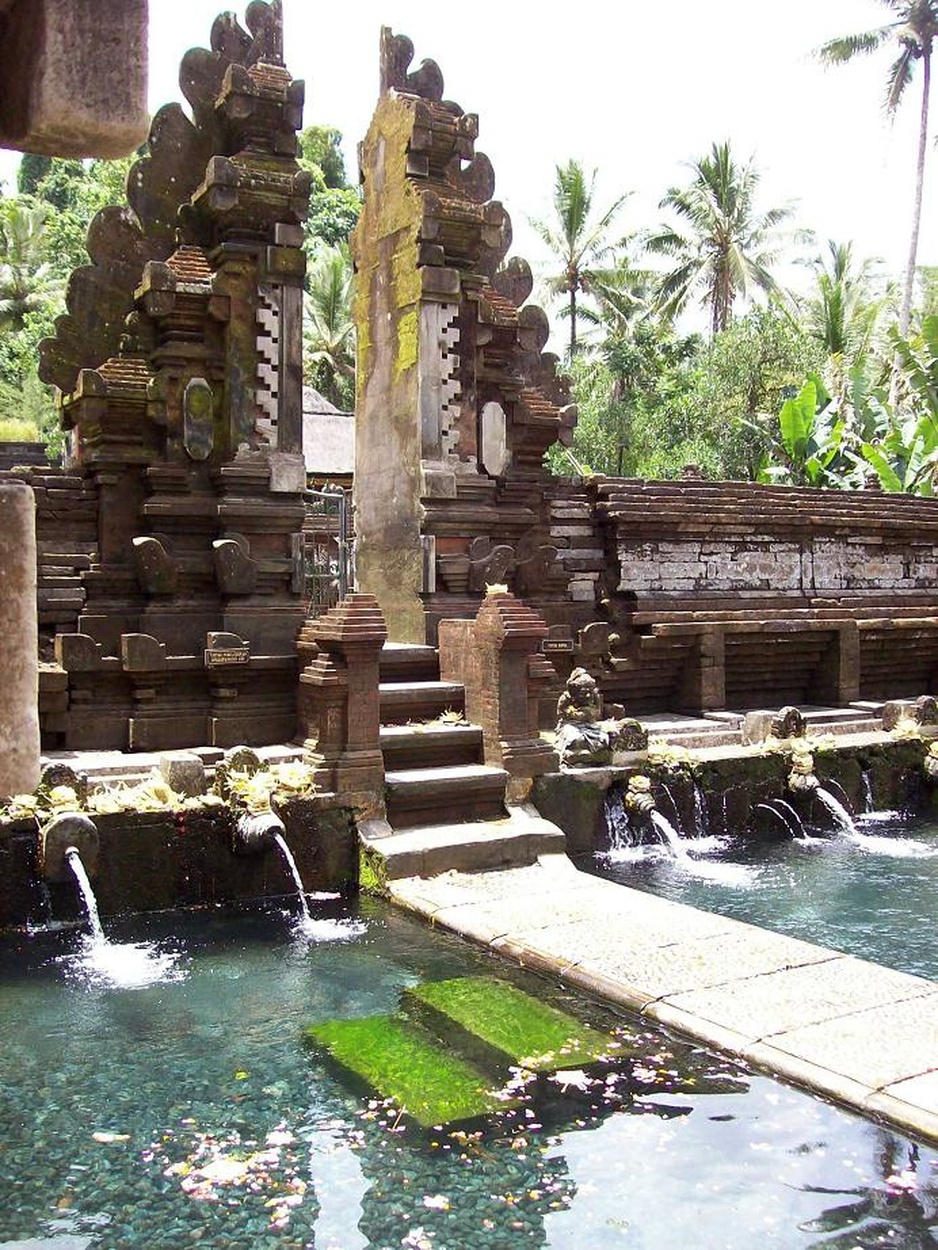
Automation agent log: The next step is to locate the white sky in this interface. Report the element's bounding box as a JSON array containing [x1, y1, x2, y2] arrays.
[[2, 0, 933, 316]]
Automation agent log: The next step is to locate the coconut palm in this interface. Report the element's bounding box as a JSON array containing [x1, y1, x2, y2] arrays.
[[646, 141, 794, 335], [819, 1, 938, 335], [530, 160, 628, 357], [803, 240, 891, 362], [0, 198, 61, 333], [303, 243, 355, 410]]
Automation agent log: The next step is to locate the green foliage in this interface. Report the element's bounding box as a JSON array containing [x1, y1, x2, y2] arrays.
[[768, 374, 850, 486], [684, 307, 826, 479], [305, 185, 361, 253], [802, 240, 890, 362], [0, 158, 132, 453], [0, 412, 40, 442], [16, 154, 52, 197], [34, 157, 132, 278], [555, 307, 823, 482], [299, 125, 348, 189], [298, 124, 361, 258], [303, 243, 355, 410], [860, 317, 938, 492]]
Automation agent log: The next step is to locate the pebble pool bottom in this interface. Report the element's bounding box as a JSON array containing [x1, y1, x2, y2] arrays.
[[1, 896, 936, 1249]]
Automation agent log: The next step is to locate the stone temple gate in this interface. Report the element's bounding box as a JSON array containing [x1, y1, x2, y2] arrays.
[[353, 30, 577, 645], [9, 3, 938, 764]]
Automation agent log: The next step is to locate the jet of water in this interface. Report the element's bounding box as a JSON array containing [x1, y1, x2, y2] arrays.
[[65, 846, 104, 942]]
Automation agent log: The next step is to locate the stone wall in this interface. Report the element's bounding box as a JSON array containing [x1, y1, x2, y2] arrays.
[[0, 796, 357, 931], [520, 476, 938, 715], [595, 479, 938, 603]]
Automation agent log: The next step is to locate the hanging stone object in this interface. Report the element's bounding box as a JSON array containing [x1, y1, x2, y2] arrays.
[[183, 377, 215, 460]]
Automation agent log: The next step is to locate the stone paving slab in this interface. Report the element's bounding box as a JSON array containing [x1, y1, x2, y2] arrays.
[[663, 955, 936, 1039], [389, 855, 938, 1145]]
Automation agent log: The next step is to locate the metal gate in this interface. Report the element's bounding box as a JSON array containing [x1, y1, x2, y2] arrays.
[[302, 485, 350, 618]]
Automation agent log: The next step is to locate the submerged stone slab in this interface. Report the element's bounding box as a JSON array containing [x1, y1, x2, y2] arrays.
[[304, 1013, 511, 1128], [403, 976, 613, 1073]]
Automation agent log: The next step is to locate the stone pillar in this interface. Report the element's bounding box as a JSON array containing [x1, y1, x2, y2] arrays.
[[678, 627, 725, 713], [297, 594, 387, 816], [815, 621, 861, 705], [439, 591, 558, 802], [0, 480, 40, 796]]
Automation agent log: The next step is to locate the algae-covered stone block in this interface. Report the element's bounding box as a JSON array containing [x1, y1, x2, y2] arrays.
[[304, 1013, 512, 1128], [403, 976, 614, 1073]]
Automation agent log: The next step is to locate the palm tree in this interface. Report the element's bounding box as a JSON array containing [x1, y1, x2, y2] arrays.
[[530, 160, 628, 357], [803, 240, 891, 362], [0, 198, 61, 332], [646, 141, 794, 335], [819, 1, 938, 335], [303, 243, 355, 410]]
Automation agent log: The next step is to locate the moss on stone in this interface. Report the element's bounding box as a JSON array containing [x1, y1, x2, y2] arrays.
[[404, 977, 613, 1072], [305, 1013, 511, 1127], [358, 844, 387, 896], [394, 306, 418, 380]]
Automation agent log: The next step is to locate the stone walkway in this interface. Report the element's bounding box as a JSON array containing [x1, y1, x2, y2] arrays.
[[389, 853, 938, 1144]]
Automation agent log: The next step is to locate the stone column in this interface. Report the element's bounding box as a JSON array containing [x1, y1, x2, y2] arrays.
[[297, 594, 387, 816], [439, 591, 557, 802], [0, 480, 40, 796]]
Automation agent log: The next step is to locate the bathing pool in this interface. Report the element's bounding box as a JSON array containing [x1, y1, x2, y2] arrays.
[[1, 897, 936, 1249], [587, 808, 938, 981]]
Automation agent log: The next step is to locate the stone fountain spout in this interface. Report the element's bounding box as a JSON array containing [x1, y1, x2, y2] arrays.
[[233, 810, 286, 856], [39, 811, 100, 882]]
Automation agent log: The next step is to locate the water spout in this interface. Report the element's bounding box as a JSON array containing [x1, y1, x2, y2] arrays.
[[659, 784, 684, 834], [816, 787, 859, 838], [816, 787, 936, 858], [692, 781, 711, 838], [604, 789, 639, 852], [65, 846, 104, 942], [755, 802, 799, 840], [650, 810, 690, 863], [39, 810, 99, 882], [774, 799, 809, 840], [861, 769, 874, 813], [233, 809, 286, 855]]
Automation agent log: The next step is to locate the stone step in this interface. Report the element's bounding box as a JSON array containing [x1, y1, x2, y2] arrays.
[[379, 642, 440, 683], [304, 1012, 511, 1128], [401, 977, 612, 1075], [359, 808, 566, 879], [379, 680, 465, 725], [385, 763, 507, 829], [380, 722, 483, 770]]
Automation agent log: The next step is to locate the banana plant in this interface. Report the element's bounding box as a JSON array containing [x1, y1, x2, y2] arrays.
[[859, 317, 938, 494], [759, 373, 854, 487]]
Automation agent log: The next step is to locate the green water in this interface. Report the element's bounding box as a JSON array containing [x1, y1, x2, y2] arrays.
[[1, 898, 937, 1248], [587, 811, 938, 980]]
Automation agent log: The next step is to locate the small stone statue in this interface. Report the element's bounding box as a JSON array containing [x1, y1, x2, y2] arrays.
[[556, 667, 603, 727], [555, 667, 647, 768]]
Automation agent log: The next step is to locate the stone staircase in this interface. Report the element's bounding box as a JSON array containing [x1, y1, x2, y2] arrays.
[[359, 642, 565, 880]]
